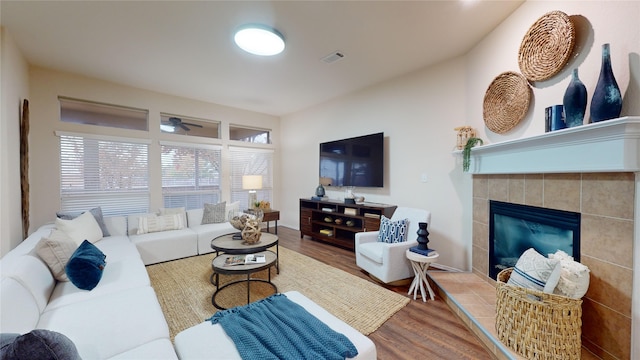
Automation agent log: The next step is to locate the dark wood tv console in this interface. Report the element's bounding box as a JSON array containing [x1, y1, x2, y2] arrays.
[[299, 198, 397, 250]]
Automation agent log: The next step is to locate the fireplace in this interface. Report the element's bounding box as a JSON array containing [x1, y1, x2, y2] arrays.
[[488, 200, 581, 280]]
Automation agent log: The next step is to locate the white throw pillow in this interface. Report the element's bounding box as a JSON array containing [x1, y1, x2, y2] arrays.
[[35, 229, 77, 281], [55, 211, 104, 245], [137, 214, 185, 235], [507, 248, 561, 294], [549, 250, 590, 299], [158, 207, 187, 227]]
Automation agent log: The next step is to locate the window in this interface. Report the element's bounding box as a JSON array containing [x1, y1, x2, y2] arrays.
[[229, 146, 273, 209], [161, 142, 222, 210], [229, 125, 271, 144], [59, 133, 150, 216], [59, 97, 148, 131], [160, 113, 220, 139]]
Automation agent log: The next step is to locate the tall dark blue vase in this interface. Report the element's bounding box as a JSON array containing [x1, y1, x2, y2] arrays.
[[563, 68, 587, 127], [590, 43, 622, 123]]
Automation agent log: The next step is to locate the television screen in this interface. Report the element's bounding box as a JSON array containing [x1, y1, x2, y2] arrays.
[[319, 132, 384, 187]]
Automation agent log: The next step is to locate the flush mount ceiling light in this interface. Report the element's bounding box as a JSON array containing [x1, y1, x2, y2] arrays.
[[234, 25, 285, 56]]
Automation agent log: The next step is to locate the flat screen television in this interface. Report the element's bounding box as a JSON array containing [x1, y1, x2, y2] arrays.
[[319, 132, 384, 188]]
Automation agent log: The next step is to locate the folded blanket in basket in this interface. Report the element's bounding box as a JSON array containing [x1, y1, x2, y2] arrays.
[[207, 293, 358, 360]]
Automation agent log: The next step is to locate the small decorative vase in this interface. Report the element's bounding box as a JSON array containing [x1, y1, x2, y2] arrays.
[[416, 222, 430, 250], [590, 43, 622, 123], [315, 184, 325, 197], [562, 68, 587, 127]]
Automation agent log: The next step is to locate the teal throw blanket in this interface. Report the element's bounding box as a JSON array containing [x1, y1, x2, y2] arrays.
[[207, 293, 358, 360]]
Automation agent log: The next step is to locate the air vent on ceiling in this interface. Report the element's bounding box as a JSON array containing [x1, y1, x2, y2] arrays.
[[321, 51, 345, 64]]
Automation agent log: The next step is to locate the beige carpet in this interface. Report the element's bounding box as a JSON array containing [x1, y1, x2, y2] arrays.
[[147, 246, 410, 340]]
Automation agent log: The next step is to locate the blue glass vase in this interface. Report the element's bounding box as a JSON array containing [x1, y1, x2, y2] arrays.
[[589, 43, 622, 123], [563, 68, 587, 127]]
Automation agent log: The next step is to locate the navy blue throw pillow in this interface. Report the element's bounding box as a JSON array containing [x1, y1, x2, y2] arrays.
[[65, 240, 106, 290]]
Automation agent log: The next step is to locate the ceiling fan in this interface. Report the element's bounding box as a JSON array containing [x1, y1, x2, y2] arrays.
[[165, 117, 203, 131]]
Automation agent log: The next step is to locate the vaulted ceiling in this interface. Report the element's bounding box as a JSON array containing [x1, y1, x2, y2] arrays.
[[1, 1, 523, 116]]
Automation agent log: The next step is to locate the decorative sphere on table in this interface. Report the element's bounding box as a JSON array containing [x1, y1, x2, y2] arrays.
[[241, 219, 262, 244], [416, 222, 430, 250]]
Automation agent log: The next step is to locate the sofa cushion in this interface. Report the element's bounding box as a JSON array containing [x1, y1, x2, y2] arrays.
[[0, 277, 41, 334], [377, 216, 409, 243], [55, 211, 104, 245], [65, 240, 107, 291], [202, 202, 227, 224], [137, 214, 185, 234], [507, 248, 561, 294], [37, 286, 171, 359], [35, 229, 77, 281], [57, 207, 111, 237], [0, 329, 81, 360]]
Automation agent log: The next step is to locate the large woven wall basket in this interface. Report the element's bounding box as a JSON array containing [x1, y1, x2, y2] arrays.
[[483, 72, 531, 134], [496, 268, 583, 359]]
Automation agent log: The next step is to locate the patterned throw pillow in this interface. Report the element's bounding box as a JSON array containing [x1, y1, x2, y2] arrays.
[[376, 216, 409, 243], [137, 214, 185, 234], [202, 202, 227, 224], [507, 248, 562, 294]]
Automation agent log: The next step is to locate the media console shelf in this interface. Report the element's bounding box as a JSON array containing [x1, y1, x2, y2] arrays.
[[299, 198, 397, 250]]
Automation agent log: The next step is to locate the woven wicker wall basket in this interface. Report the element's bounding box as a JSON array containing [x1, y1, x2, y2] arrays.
[[483, 71, 531, 134], [518, 10, 576, 82], [496, 268, 583, 360]]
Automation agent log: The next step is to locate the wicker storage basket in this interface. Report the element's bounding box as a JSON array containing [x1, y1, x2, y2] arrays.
[[496, 268, 582, 359]]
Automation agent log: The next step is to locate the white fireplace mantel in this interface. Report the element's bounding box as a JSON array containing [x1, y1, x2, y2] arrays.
[[461, 116, 640, 174]]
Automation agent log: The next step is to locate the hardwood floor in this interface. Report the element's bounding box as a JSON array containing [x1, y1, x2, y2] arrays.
[[275, 226, 494, 360]]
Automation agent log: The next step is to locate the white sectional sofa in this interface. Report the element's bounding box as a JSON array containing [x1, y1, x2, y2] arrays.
[[0, 206, 239, 359]]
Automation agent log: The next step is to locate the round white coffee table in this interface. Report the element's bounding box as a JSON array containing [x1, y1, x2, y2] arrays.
[[405, 249, 439, 302]]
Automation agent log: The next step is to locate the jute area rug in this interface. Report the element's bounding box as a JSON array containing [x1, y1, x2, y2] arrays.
[[147, 246, 410, 341]]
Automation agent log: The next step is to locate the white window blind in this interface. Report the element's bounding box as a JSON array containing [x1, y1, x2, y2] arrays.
[[229, 146, 273, 209], [161, 143, 222, 210], [59, 134, 149, 216]]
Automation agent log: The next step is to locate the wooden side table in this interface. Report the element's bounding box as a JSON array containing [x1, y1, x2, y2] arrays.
[[405, 249, 439, 302], [246, 209, 280, 234]]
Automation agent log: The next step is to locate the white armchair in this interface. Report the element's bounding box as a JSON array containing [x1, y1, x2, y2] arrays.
[[355, 207, 431, 284]]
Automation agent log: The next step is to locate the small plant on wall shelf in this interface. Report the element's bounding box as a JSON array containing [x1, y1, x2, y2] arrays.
[[463, 137, 484, 172]]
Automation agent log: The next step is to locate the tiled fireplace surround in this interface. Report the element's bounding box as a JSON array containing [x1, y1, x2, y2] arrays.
[[447, 117, 639, 360]]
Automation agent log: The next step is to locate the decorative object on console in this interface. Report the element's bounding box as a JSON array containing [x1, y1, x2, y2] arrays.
[[562, 68, 588, 127], [518, 10, 576, 82], [483, 71, 531, 134], [242, 175, 262, 210], [454, 126, 476, 150], [344, 187, 356, 204], [590, 43, 622, 123], [462, 137, 483, 172]]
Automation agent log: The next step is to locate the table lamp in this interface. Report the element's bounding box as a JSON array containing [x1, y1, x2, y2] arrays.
[[242, 175, 263, 209]]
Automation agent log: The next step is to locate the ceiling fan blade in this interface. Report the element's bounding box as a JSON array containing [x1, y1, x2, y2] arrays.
[[179, 123, 190, 131], [182, 122, 203, 128]]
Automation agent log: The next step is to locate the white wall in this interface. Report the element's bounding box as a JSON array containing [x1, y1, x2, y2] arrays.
[[281, 58, 473, 271], [26, 67, 280, 234], [466, 1, 640, 142], [0, 28, 29, 257]]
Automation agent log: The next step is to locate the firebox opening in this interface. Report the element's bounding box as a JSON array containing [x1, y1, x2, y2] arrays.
[[488, 200, 581, 280]]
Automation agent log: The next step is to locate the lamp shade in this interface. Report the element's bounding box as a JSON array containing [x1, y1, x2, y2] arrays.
[[242, 175, 263, 190]]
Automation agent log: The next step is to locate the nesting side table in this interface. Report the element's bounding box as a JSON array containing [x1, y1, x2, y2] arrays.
[[405, 249, 439, 302]]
